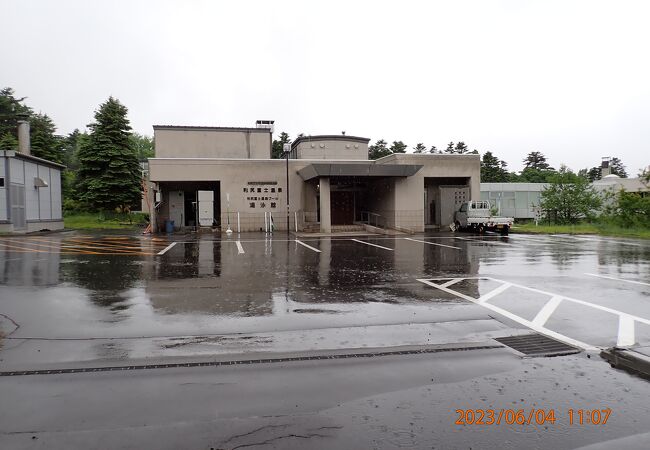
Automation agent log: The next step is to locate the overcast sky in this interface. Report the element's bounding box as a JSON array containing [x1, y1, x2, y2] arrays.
[[2, 0, 649, 173]]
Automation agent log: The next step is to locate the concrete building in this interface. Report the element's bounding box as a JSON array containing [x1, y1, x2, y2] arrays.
[[0, 120, 64, 233], [147, 122, 480, 233]]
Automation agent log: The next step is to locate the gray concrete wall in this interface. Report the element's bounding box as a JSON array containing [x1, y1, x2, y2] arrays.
[[154, 127, 271, 159], [295, 138, 368, 160]]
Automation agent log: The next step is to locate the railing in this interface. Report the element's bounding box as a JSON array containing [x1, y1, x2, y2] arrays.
[[359, 211, 385, 229]]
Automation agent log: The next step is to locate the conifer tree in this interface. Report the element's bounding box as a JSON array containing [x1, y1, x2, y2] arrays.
[[77, 97, 141, 211]]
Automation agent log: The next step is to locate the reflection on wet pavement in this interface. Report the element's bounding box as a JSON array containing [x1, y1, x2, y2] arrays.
[[1, 231, 649, 368]]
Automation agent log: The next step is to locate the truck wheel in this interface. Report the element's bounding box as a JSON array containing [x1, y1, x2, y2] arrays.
[[478, 224, 485, 234], [500, 225, 509, 236], [455, 221, 461, 232]]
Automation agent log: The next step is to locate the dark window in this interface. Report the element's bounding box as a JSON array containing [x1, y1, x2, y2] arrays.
[[0, 177, 4, 187]]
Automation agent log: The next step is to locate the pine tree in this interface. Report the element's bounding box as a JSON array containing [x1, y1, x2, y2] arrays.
[[429, 145, 438, 154], [77, 97, 141, 211], [445, 142, 455, 153], [30, 113, 63, 163], [523, 151, 553, 170], [481, 151, 510, 182], [413, 143, 427, 153], [389, 140, 407, 153], [368, 139, 391, 159], [271, 131, 290, 158]]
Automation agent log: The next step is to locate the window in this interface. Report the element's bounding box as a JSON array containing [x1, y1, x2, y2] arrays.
[[0, 177, 4, 187]]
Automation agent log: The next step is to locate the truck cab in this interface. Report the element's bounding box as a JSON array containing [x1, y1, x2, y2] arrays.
[[454, 200, 514, 235]]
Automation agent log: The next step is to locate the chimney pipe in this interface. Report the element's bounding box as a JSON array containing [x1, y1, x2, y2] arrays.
[[17, 120, 30, 155], [600, 156, 611, 177]]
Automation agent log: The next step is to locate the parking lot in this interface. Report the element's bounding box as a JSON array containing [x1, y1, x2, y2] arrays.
[[2, 230, 650, 449]]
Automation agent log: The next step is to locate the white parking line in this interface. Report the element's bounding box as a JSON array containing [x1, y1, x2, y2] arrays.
[[420, 276, 650, 351], [584, 273, 650, 287], [417, 278, 597, 351], [404, 237, 461, 250], [478, 282, 512, 304], [157, 242, 177, 256], [350, 239, 393, 251], [235, 241, 245, 254], [295, 239, 321, 253], [532, 296, 564, 326]]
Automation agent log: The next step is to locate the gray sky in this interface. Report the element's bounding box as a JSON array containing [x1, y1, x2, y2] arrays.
[[2, 0, 649, 174]]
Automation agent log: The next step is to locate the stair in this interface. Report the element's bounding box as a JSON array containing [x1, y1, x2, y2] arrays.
[[331, 224, 365, 232]]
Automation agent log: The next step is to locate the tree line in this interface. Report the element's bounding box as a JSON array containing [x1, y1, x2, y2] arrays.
[[1, 87, 151, 213]]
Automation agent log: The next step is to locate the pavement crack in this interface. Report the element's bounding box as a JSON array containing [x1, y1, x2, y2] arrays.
[[219, 424, 290, 446], [227, 432, 330, 450]]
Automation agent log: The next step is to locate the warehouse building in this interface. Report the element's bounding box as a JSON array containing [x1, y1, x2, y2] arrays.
[[146, 121, 480, 233], [0, 120, 64, 233]]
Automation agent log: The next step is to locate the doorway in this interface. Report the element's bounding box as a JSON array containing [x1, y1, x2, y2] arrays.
[[331, 191, 354, 225]]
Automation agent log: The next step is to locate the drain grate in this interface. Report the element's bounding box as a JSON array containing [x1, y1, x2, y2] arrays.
[[495, 333, 581, 357]]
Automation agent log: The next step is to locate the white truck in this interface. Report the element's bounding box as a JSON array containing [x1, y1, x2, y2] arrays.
[[453, 200, 514, 235]]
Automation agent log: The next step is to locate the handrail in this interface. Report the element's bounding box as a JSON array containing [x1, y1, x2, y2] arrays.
[[360, 211, 385, 228]]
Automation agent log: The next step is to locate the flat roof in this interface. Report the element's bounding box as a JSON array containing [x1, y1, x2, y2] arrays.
[[298, 163, 422, 181], [153, 125, 271, 133], [2, 150, 66, 170]]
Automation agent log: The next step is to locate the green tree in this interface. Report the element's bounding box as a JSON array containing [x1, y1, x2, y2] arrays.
[[444, 141, 470, 154], [130, 132, 154, 161], [480, 151, 510, 182], [0, 132, 18, 150], [540, 165, 602, 224], [455, 141, 468, 154], [271, 131, 291, 159], [523, 151, 553, 170], [604, 190, 650, 228], [0, 87, 32, 140], [413, 143, 427, 153], [518, 167, 557, 183], [609, 157, 627, 178], [368, 139, 391, 159], [76, 97, 141, 211], [578, 166, 602, 182], [389, 140, 407, 154], [30, 113, 63, 163]]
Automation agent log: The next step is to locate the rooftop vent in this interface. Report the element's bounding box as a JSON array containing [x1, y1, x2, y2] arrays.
[[601, 157, 611, 177], [255, 120, 274, 133]]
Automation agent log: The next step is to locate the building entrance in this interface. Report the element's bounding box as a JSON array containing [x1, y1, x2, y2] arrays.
[[331, 191, 355, 225]]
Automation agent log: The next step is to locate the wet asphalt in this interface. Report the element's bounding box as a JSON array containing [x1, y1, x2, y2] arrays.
[[1, 230, 650, 449]]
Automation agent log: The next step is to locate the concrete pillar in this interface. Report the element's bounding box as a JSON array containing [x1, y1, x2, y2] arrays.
[[17, 120, 30, 155], [319, 177, 331, 233]]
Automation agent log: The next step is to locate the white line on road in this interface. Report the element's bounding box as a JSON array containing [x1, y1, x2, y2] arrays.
[[157, 242, 177, 256], [584, 273, 650, 287], [350, 239, 393, 251], [417, 278, 597, 351], [235, 241, 245, 254], [478, 282, 513, 304], [404, 237, 461, 250], [295, 239, 321, 253], [532, 296, 564, 326]]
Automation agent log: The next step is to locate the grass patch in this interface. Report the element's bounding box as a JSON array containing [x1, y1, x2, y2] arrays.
[[64, 212, 148, 230], [512, 222, 650, 239]]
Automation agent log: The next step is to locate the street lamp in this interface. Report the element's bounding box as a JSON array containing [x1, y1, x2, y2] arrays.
[[283, 143, 291, 234]]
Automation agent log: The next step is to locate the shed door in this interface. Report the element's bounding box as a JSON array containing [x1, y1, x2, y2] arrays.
[[10, 184, 26, 230]]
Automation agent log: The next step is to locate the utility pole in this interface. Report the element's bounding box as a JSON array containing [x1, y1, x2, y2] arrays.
[[283, 143, 291, 234]]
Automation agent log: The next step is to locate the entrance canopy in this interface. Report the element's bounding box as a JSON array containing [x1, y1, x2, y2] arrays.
[[297, 163, 422, 181]]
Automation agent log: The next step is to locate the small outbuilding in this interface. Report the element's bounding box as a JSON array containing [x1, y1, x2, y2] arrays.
[[0, 120, 64, 233]]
